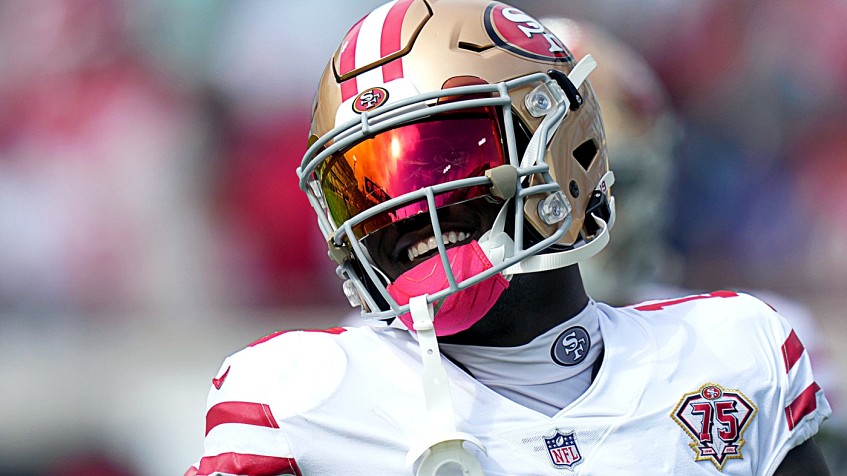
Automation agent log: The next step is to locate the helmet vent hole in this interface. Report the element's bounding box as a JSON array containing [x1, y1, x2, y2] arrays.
[[572, 139, 598, 171], [458, 41, 494, 53]]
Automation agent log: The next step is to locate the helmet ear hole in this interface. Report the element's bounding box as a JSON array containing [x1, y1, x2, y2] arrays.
[[572, 139, 598, 170]]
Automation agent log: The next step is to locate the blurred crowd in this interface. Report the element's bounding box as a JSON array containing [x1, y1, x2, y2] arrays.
[[0, 0, 845, 474]]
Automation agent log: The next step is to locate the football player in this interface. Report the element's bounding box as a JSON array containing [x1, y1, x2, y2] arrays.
[[188, 1, 831, 474]]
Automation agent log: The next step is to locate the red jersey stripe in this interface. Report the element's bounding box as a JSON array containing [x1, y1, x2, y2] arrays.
[[196, 452, 302, 476], [380, 0, 414, 82], [781, 329, 805, 374], [249, 327, 347, 347], [205, 401, 279, 436], [249, 330, 288, 347], [784, 382, 821, 431], [634, 290, 738, 311]]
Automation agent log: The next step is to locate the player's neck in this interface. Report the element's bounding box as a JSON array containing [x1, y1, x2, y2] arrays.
[[439, 265, 588, 347]]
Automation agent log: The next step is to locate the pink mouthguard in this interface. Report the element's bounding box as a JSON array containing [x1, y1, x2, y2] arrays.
[[387, 241, 509, 336]]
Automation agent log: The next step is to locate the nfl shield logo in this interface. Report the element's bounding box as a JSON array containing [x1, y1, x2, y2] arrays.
[[544, 431, 582, 469]]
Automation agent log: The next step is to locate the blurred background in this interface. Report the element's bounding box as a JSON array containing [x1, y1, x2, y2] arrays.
[[0, 0, 844, 474]]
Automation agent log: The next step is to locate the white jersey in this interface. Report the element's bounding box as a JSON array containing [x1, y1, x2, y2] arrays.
[[187, 291, 830, 475]]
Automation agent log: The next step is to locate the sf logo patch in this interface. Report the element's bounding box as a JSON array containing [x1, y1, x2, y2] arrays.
[[353, 87, 389, 113], [671, 383, 758, 470], [551, 326, 590, 366], [544, 431, 582, 469]]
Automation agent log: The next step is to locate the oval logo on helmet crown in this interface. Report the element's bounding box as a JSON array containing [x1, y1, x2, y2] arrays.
[[484, 3, 573, 63], [352, 87, 389, 113]]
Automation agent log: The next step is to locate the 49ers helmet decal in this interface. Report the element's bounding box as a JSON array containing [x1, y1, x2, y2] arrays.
[[484, 3, 572, 63]]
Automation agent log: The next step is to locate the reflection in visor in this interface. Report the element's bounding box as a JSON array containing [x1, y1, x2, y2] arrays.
[[317, 109, 505, 238]]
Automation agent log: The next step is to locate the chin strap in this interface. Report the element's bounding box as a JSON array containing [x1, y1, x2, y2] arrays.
[[506, 210, 613, 275], [405, 295, 486, 476], [478, 199, 514, 271], [506, 168, 616, 275]]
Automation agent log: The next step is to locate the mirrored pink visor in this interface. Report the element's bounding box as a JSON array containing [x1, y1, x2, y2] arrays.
[[317, 109, 506, 238]]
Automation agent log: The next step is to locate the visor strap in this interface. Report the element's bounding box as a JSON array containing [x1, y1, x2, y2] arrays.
[[517, 55, 597, 171], [518, 103, 566, 170], [505, 213, 611, 275], [569, 54, 597, 89]]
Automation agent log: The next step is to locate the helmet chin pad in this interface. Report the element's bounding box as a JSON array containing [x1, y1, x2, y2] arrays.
[[387, 241, 509, 336]]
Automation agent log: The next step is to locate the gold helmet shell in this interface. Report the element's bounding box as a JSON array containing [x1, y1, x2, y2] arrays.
[[299, 0, 614, 318], [309, 0, 608, 243]]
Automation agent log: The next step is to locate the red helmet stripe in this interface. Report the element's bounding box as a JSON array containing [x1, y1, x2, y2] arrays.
[[380, 0, 414, 82], [340, 1, 416, 102], [339, 17, 364, 101]]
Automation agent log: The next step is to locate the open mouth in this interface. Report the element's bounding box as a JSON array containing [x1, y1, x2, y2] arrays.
[[361, 199, 502, 280], [405, 230, 471, 262]]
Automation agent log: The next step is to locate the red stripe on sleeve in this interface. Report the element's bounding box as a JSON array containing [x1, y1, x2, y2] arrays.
[[205, 401, 279, 436], [380, 0, 414, 82], [249, 330, 288, 347], [249, 326, 346, 347], [183, 465, 198, 476], [634, 290, 738, 311], [784, 382, 821, 431], [339, 18, 365, 101], [196, 452, 302, 476], [781, 329, 805, 373]]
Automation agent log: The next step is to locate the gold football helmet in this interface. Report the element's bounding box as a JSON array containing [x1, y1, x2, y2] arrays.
[[298, 0, 614, 320]]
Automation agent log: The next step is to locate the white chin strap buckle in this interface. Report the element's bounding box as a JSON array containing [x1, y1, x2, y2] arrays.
[[406, 296, 486, 476]]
